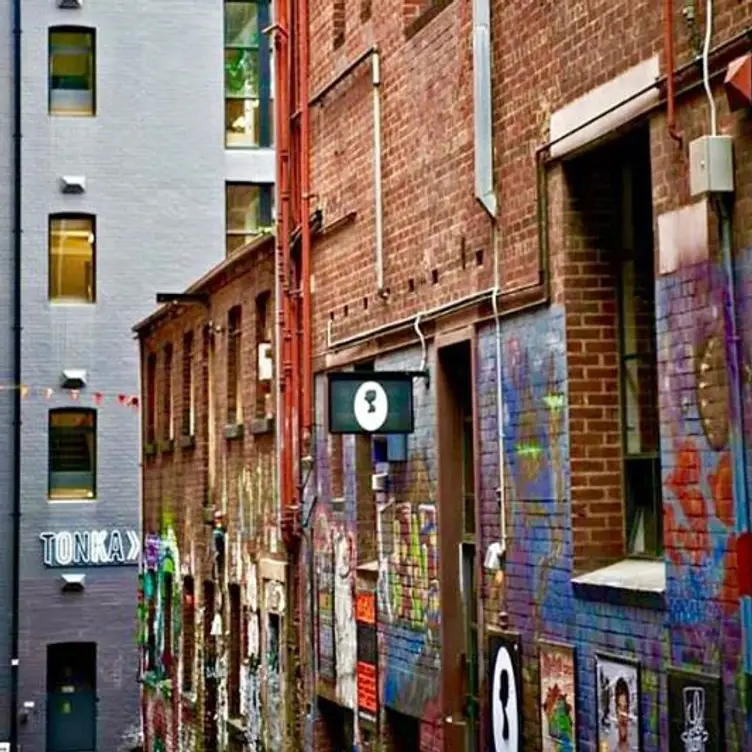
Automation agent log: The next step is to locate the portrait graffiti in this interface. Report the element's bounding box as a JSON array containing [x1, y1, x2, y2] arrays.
[[595, 654, 642, 752]]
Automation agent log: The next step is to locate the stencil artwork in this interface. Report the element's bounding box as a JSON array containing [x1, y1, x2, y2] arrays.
[[667, 668, 723, 752], [539, 641, 577, 752], [595, 654, 641, 752]]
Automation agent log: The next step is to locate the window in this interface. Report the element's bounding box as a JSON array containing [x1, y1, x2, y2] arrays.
[[228, 584, 242, 717], [333, 0, 345, 47], [226, 183, 274, 255], [163, 572, 173, 670], [255, 291, 272, 418], [224, 1, 274, 147], [49, 215, 95, 303], [162, 344, 174, 441], [182, 332, 195, 437], [49, 27, 95, 116], [619, 157, 662, 556], [182, 577, 196, 693], [49, 409, 96, 500], [146, 571, 157, 671], [146, 353, 157, 446], [227, 306, 243, 424]]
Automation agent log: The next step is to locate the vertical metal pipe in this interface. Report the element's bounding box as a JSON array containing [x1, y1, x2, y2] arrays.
[[10, 0, 22, 744], [300, 0, 312, 441], [664, 0, 682, 143], [372, 48, 385, 296]]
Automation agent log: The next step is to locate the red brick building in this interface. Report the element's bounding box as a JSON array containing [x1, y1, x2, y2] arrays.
[[134, 235, 295, 752], [284, 0, 752, 750]]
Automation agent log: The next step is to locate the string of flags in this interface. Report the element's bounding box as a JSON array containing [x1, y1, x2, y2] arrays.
[[0, 383, 140, 410]]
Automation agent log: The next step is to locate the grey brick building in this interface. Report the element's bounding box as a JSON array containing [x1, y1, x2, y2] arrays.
[[1, 1, 275, 749]]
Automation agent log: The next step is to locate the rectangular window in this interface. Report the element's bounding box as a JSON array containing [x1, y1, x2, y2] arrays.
[[255, 291, 272, 418], [619, 155, 662, 556], [49, 27, 95, 116], [49, 409, 96, 500], [227, 306, 243, 424], [146, 353, 157, 446], [182, 576, 196, 693], [224, 0, 274, 148], [163, 344, 174, 441], [163, 572, 173, 670], [226, 183, 274, 255], [228, 583, 242, 717], [147, 571, 157, 671], [49, 215, 95, 303], [182, 332, 195, 437]]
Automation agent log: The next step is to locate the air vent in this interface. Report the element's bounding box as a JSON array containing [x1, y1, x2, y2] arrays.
[[60, 369, 88, 390], [57, 0, 83, 8], [61, 573, 86, 592], [59, 175, 86, 194]]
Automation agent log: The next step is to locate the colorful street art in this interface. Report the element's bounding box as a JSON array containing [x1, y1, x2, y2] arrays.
[[539, 641, 577, 752]]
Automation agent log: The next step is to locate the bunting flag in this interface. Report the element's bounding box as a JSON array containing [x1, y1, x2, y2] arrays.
[[0, 383, 141, 411]]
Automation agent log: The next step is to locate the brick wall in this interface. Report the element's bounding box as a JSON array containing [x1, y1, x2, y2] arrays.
[[139, 240, 280, 751]]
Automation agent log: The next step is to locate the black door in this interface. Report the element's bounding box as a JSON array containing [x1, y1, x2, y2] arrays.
[[47, 642, 97, 752]]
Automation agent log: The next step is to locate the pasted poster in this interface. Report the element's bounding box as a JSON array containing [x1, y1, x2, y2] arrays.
[[595, 654, 641, 752], [667, 668, 722, 752], [487, 631, 522, 752], [539, 641, 577, 751]]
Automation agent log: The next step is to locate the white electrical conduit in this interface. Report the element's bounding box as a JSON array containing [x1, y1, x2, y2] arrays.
[[372, 48, 385, 295], [491, 223, 507, 557], [702, 0, 717, 135]]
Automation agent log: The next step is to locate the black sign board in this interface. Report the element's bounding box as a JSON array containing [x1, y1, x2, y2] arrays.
[[487, 630, 523, 752], [328, 371, 415, 435], [667, 668, 723, 752]]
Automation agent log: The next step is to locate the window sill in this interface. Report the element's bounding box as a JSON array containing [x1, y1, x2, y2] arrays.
[[49, 300, 95, 307], [48, 496, 97, 505], [249, 417, 274, 435], [572, 558, 665, 611], [223, 423, 245, 441], [405, 0, 454, 40], [158, 438, 174, 454], [179, 434, 196, 450]]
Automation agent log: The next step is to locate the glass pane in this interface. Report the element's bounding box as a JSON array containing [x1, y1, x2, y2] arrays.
[[225, 2, 260, 47], [225, 49, 259, 98], [49, 411, 96, 499], [50, 217, 95, 302], [50, 30, 94, 115], [625, 457, 661, 555], [227, 185, 261, 233]]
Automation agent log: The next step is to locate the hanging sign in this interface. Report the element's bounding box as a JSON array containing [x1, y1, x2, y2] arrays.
[[487, 630, 523, 752], [40, 529, 141, 567], [328, 372, 415, 434]]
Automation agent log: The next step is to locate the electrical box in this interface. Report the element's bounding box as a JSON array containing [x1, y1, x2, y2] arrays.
[[689, 135, 734, 197]]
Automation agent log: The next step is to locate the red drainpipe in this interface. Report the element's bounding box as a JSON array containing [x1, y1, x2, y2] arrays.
[[664, 0, 682, 143]]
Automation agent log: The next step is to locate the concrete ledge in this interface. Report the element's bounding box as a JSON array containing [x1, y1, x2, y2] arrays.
[[572, 559, 666, 611]]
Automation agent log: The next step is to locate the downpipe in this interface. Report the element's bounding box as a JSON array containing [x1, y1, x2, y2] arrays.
[[10, 0, 22, 745]]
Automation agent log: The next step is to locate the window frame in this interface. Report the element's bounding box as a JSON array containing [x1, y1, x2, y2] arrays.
[[224, 0, 274, 148], [146, 353, 157, 447], [617, 159, 663, 558], [182, 331, 195, 437], [48, 26, 96, 117], [48, 213, 96, 304], [48, 407, 97, 502], [225, 183, 274, 255], [227, 306, 243, 425], [182, 576, 196, 694], [162, 344, 174, 442]]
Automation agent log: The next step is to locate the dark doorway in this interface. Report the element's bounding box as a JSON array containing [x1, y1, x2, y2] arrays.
[[318, 697, 354, 751], [386, 708, 420, 751], [46, 642, 97, 752], [437, 337, 479, 751], [203, 580, 218, 752]]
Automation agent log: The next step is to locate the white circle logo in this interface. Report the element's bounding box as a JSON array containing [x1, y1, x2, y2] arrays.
[[353, 381, 389, 432], [491, 644, 519, 752]]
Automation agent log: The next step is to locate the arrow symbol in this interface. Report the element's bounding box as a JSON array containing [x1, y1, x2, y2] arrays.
[[126, 530, 141, 562]]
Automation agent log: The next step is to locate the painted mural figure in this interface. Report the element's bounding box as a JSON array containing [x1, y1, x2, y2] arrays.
[[596, 656, 640, 752]]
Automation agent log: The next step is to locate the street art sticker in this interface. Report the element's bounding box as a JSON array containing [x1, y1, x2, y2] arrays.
[[539, 641, 577, 751], [487, 631, 523, 752], [334, 529, 357, 709], [667, 668, 723, 752], [314, 512, 336, 684], [595, 654, 641, 752]]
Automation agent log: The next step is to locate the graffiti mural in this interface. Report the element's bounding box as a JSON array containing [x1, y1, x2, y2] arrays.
[[314, 511, 336, 685], [334, 528, 357, 708]]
